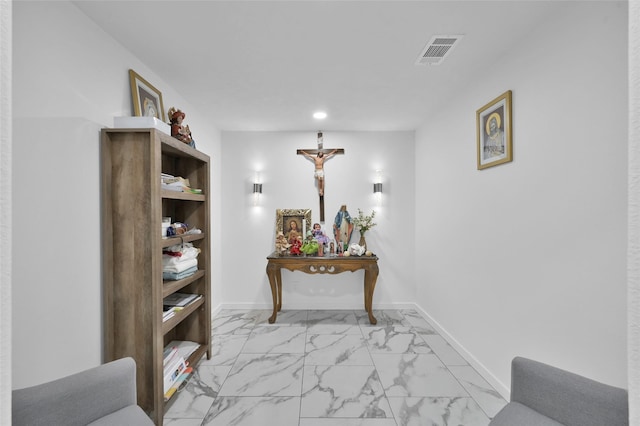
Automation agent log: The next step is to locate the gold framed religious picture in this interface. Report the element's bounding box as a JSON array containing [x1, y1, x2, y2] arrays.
[[476, 90, 512, 170], [276, 209, 312, 244], [128, 69, 166, 121]]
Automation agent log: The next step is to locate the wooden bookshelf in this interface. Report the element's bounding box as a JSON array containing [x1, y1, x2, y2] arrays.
[[101, 128, 211, 425]]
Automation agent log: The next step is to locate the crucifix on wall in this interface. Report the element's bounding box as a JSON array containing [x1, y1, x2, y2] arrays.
[[297, 131, 344, 222]]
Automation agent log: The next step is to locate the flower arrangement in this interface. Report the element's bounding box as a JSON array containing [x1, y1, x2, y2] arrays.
[[352, 209, 377, 234]]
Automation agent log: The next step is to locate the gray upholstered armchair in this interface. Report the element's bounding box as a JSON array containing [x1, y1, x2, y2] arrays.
[[12, 357, 154, 426], [490, 356, 629, 426]]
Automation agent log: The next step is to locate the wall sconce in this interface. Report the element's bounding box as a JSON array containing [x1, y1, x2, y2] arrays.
[[373, 170, 383, 206], [253, 172, 263, 206]]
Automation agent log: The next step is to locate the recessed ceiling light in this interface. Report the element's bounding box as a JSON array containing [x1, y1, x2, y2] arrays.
[[313, 111, 327, 120]]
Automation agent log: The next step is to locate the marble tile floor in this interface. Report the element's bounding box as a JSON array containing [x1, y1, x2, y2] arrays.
[[164, 309, 507, 426]]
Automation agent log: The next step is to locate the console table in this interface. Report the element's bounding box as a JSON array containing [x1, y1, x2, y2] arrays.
[[265, 252, 380, 324]]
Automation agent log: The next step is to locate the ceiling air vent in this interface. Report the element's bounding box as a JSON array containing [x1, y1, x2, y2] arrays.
[[415, 35, 464, 66]]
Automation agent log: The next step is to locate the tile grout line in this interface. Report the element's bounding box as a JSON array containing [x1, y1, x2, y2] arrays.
[[297, 310, 309, 426], [366, 311, 401, 426]]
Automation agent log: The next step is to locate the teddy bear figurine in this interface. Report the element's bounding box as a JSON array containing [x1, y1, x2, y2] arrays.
[[168, 107, 196, 148]]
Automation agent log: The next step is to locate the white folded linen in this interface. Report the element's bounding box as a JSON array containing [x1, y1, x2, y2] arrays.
[[162, 257, 198, 273]]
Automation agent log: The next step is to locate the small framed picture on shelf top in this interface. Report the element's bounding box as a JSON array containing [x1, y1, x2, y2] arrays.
[[129, 69, 166, 122]]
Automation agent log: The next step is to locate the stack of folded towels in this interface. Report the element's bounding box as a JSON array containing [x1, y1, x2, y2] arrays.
[[163, 242, 200, 280]]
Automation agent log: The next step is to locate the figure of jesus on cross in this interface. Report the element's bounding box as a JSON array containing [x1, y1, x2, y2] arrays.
[[298, 149, 337, 197], [297, 132, 344, 221]]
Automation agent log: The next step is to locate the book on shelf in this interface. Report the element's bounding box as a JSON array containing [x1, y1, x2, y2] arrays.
[[183, 187, 203, 194], [162, 184, 185, 192], [163, 293, 202, 309], [163, 356, 187, 393], [162, 306, 188, 322], [162, 184, 203, 194], [161, 173, 201, 194], [161, 174, 190, 187], [163, 345, 179, 365], [165, 340, 200, 364], [164, 367, 193, 401]]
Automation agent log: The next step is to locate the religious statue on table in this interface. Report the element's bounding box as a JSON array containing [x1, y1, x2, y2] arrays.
[[333, 205, 353, 249], [168, 107, 196, 148]]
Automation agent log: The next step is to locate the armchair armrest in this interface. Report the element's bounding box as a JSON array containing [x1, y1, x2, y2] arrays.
[[510, 356, 628, 426], [12, 357, 141, 426]]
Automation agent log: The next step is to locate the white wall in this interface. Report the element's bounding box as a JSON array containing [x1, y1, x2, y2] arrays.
[[9, 2, 637, 418], [11, 1, 222, 388], [220, 131, 415, 309], [415, 1, 628, 395], [628, 1, 640, 423], [1, 0, 12, 422]]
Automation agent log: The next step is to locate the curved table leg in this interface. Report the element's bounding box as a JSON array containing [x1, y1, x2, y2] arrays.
[[277, 270, 282, 313], [266, 263, 281, 323], [364, 264, 379, 325]]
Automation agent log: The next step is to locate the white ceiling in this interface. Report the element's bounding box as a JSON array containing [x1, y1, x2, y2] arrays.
[[73, 1, 564, 131]]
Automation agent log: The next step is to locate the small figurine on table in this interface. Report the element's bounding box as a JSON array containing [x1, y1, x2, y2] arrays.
[[312, 223, 329, 243], [311, 223, 330, 256], [168, 107, 196, 148], [301, 231, 320, 255], [289, 235, 303, 255], [275, 232, 291, 256]]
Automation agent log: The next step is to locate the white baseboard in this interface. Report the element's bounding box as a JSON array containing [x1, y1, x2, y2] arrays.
[[412, 304, 510, 399], [216, 302, 418, 311], [210, 301, 510, 399], [211, 303, 223, 317]]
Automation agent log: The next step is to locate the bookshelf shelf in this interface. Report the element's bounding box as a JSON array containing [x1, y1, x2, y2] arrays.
[[161, 234, 205, 248], [161, 190, 206, 201], [101, 128, 211, 425], [163, 270, 206, 298], [162, 296, 204, 334]]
